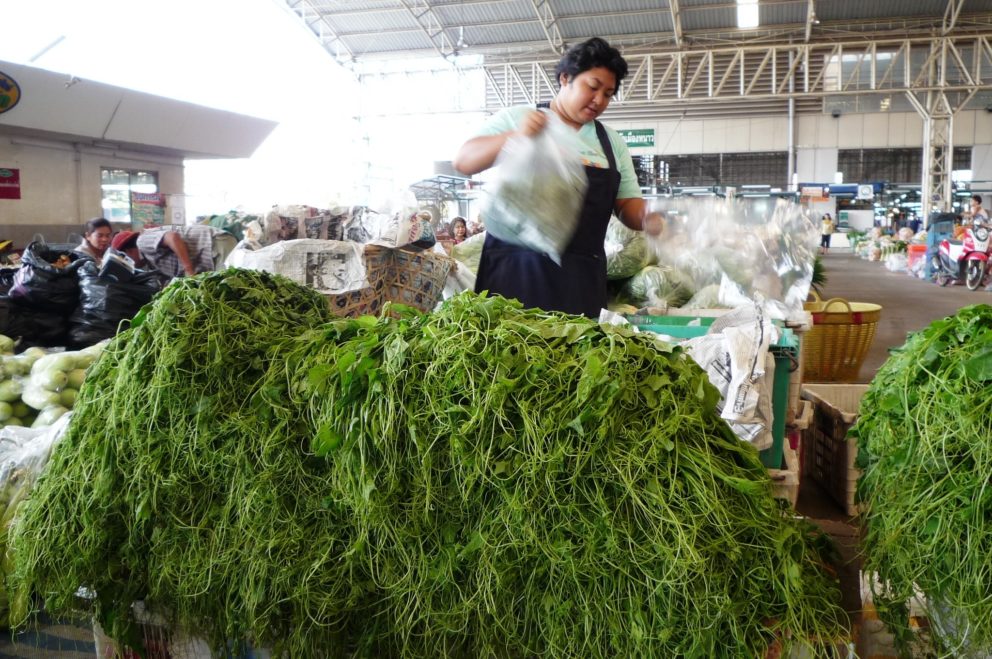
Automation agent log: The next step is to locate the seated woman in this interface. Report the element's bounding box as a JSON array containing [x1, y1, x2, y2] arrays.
[[450, 217, 468, 244], [74, 218, 113, 265]]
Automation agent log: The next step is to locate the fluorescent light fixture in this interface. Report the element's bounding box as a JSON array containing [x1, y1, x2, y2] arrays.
[[737, 0, 759, 29]]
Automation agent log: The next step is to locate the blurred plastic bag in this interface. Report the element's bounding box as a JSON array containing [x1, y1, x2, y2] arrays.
[[451, 232, 486, 274], [481, 112, 588, 264], [605, 217, 654, 280], [0, 413, 71, 624], [442, 261, 476, 301], [885, 253, 908, 272], [646, 197, 818, 320]]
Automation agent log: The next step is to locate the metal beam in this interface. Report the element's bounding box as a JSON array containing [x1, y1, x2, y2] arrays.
[[669, 0, 684, 49], [530, 0, 566, 56], [943, 0, 967, 34], [485, 35, 992, 108], [804, 0, 816, 43], [395, 0, 458, 61], [284, 0, 355, 67]]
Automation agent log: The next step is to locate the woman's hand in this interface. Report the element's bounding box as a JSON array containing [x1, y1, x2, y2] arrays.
[[453, 111, 550, 176], [642, 212, 663, 237], [518, 110, 548, 138], [615, 199, 664, 237]]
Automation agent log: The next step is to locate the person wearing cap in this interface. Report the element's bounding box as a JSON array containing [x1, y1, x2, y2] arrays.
[[111, 225, 229, 285], [74, 217, 113, 265]]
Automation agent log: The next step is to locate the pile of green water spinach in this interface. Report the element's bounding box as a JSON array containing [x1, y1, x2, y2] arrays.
[[856, 304, 992, 656], [9, 270, 846, 657]]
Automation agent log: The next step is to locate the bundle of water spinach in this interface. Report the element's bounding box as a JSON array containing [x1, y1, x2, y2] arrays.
[[10, 279, 846, 657], [274, 293, 846, 657], [856, 303, 992, 656]]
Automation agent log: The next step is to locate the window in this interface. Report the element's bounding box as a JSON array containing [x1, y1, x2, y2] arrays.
[[101, 168, 159, 225], [662, 152, 790, 189], [837, 148, 971, 184]]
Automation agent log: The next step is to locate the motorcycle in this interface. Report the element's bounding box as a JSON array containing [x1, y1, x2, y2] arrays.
[[931, 223, 992, 290]]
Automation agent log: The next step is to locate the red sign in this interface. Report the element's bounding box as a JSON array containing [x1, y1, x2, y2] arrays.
[[0, 168, 20, 200]]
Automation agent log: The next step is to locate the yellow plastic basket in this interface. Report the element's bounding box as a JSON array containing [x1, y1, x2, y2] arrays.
[[802, 292, 882, 382]]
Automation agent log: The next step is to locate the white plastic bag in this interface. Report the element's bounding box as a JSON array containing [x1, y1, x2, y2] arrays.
[[481, 113, 588, 264], [646, 197, 818, 321]]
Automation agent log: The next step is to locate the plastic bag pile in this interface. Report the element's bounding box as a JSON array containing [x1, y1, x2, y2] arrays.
[[612, 197, 818, 320]]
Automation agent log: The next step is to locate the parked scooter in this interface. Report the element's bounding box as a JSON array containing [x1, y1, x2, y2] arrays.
[[930, 223, 992, 290]]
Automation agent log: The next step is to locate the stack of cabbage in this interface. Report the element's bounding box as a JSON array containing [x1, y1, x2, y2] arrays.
[[9, 276, 847, 658], [0, 340, 102, 429]]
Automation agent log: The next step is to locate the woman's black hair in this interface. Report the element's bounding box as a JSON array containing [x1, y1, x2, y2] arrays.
[[84, 217, 111, 235], [555, 37, 628, 90], [450, 217, 467, 231]]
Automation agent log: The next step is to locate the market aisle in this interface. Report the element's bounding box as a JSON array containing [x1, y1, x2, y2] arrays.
[[796, 248, 988, 657], [815, 249, 988, 383]]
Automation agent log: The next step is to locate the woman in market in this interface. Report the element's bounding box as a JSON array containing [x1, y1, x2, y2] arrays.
[[73, 217, 113, 265], [450, 216, 468, 244], [820, 213, 835, 255], [452, 37, 663, 318]]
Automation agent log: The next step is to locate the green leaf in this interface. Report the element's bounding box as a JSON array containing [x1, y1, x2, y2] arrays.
[[963, 347, 992, 381], [314, 423, 342, 456], [643, 374, 670, 392], [457, 531, 485, 560], [306, 364, 334, 393]]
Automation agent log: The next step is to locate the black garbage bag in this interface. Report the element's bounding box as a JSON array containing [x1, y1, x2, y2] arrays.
[[0, 267, 17, 296], [8, 242, 89, 313], [68, 261, 161, 348], [0, 296, 68, 349]]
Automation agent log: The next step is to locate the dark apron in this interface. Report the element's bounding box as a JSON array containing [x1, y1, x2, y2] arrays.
[[475, 118, 622, 318]]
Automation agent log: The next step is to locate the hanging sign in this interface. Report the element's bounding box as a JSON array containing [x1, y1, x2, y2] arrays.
[[617, 129, 655, 147], [800, 185, 829, 202], [0, 71, 21, 115], [0, 168, 20, 200]]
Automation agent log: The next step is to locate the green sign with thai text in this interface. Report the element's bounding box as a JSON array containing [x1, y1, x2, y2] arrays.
[[617, 129, 654, 147]]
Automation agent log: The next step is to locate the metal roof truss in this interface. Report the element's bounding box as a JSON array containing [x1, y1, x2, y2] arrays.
[[484, 34, 992, 115]]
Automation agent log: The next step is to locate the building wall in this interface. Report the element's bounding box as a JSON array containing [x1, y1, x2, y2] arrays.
[[614, 110, 990, 187], [0, 133, 183, 247]]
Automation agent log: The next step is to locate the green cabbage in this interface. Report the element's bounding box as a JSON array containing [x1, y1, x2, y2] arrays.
[[620, 265, 695, 308], [605, 218, 654, 280]]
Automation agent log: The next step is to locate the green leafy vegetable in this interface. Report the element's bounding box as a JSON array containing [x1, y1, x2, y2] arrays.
[[10, 284, 846, 658], [856, 304, 992, 655]]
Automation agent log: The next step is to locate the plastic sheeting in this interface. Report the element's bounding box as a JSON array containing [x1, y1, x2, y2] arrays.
[[647, 197, 818, 321]]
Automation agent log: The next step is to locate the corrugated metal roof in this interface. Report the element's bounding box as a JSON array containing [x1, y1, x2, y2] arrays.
[[283, 0, 992, 65]]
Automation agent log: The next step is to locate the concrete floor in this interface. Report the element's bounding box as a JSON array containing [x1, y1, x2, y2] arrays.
[[814, 249, 989, 383], [795, 247, 989, 657]]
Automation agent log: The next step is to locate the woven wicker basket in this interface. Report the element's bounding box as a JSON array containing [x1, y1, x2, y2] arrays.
[[325, 245, 454, 318], [802, 292, 881, 382]]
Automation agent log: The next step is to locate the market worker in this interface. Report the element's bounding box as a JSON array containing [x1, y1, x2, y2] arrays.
[[453, 37, 663, 318], [74, 217, 113, 265], [110, 225, 228, 285]]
